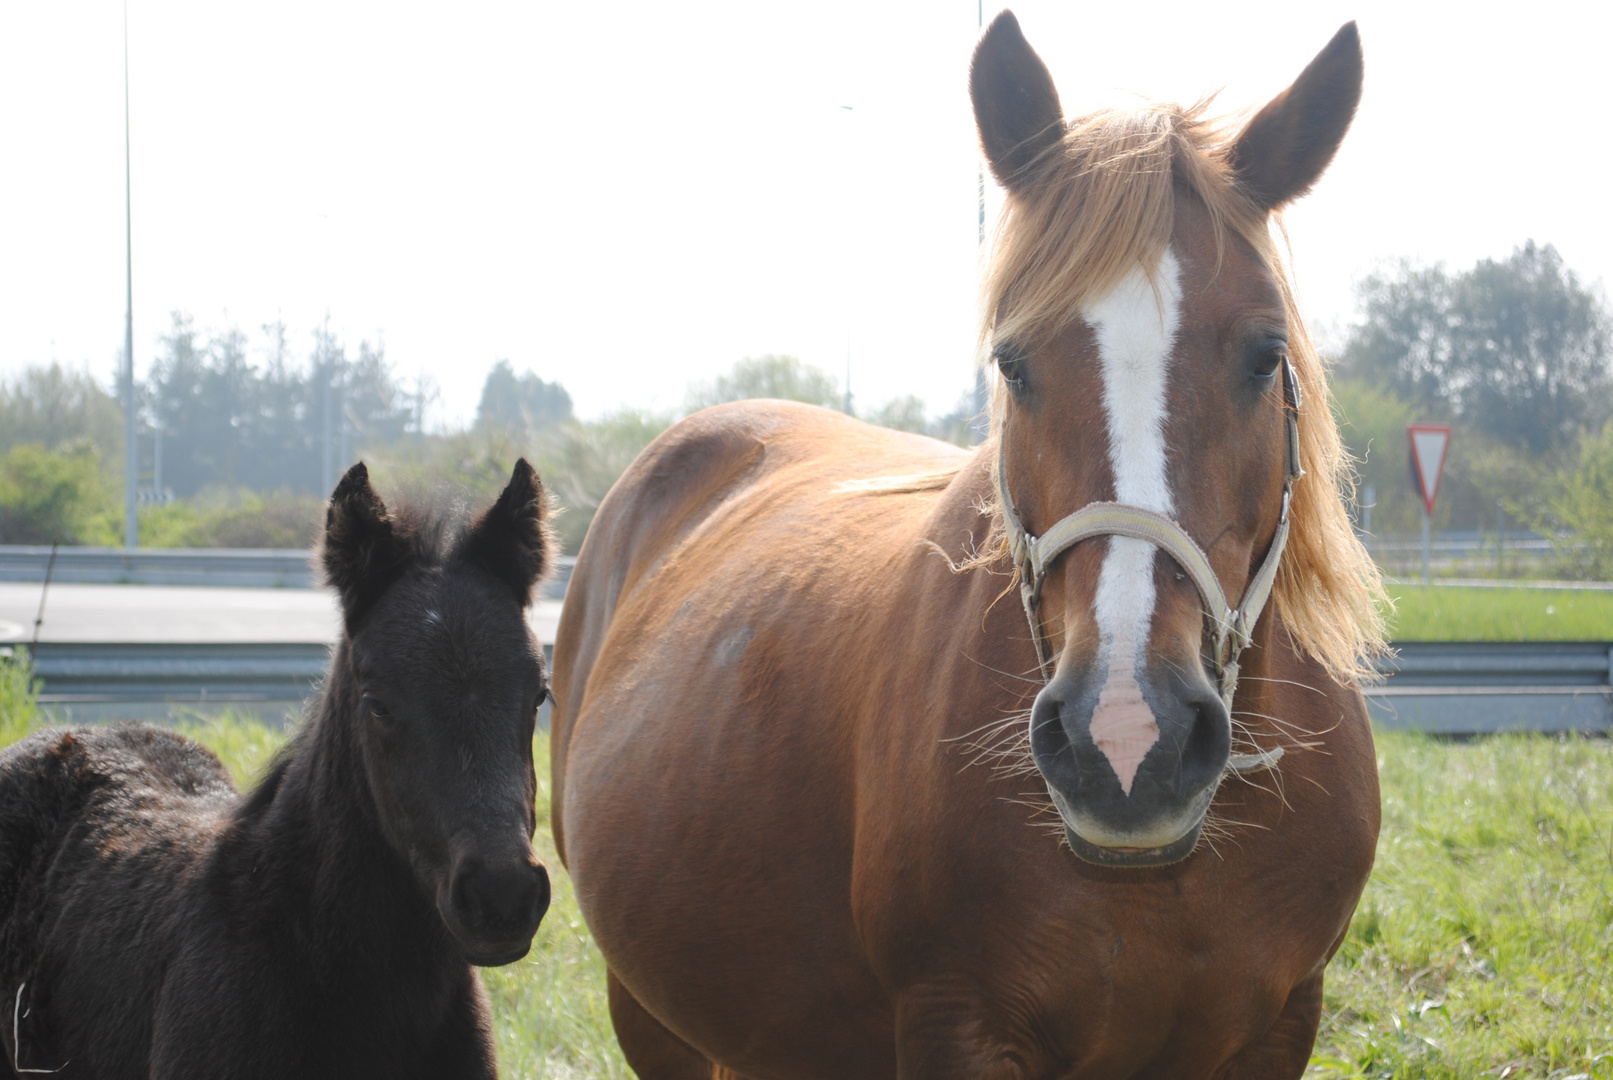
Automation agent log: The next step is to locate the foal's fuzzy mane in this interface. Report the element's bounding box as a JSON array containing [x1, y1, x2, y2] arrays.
[[977, 100, 1387, 682]]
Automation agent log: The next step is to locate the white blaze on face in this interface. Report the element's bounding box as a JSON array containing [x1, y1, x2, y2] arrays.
[[1085, 250, 1182, 795]]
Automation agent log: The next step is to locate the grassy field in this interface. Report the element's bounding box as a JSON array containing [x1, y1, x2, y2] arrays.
[[1387, 584, 1613, 642], [2, 649, 1610, 1078]]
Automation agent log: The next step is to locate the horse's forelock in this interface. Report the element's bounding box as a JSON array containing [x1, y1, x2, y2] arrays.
[[978, 101, 1386, 683]]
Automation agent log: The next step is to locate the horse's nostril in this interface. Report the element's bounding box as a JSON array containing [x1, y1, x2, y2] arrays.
[[1177, 689, 1231, 792]]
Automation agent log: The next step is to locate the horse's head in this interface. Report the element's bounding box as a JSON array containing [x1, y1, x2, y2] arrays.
[[322, 460, 553, 963], [972, 14, 1363, 867]]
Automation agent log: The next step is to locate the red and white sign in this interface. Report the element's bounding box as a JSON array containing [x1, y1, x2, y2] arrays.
[[1408, 423, 1451, 516]]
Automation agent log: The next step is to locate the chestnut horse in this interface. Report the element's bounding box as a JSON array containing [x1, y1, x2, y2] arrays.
[[553, 13, 1385, 1079]]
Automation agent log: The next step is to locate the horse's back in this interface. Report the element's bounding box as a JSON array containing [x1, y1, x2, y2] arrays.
[[0, 722, 235, 887], [551, 400, 964, 848], [0, 723, 236, 1073]]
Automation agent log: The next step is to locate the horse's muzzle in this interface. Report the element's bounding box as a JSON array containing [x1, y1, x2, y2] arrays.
[[1029, 660, 1230, 867]]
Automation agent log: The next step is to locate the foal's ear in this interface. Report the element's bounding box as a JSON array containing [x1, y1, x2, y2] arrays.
[[971, 10, 1064, 194], [1228, 22, 1363, 211], [322, 462, 413, 628], [460, 459, 553, 607]]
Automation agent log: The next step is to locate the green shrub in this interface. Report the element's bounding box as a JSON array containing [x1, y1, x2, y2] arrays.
[[139, 489, 323, 550], [0, 441, 119, 545]]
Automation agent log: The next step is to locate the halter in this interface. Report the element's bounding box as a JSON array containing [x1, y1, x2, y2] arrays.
[[995, 356, 1303, 769]]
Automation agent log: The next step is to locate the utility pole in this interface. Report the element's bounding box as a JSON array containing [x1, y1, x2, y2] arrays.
[[122, 1, 138, 550], [971, 0, 990, 445]]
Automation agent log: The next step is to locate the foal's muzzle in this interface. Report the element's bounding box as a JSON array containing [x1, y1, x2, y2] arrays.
[[442, 850, 551, 965]]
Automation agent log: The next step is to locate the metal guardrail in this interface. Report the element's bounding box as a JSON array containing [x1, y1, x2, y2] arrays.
[[14, 640, 557, 729], [0, 546, 575, 597], [28, 641, 330, 703], [7, 638, 1609, 736], [0, 546, 317, 588], [1366, 642, 1612, 734], [3, 546, 1608, 734]]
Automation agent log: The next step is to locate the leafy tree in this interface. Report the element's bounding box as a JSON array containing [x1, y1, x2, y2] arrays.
[[346, 340, 413, 449], [1341, 243, 1612, 454], [475, 361, 574, 436], [0, 364, 124, 459], [1331, 379, 1418, 534], [686, 355, 842, 412], [0, 441, 118, 545], [536, 411, 671, 554], [145, 313, 410, 497], [866, 395, 928, 435], [1543, 422, 1613, 579]]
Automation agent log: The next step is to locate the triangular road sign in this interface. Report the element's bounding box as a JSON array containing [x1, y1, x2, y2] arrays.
[[1408, 423, 1451, 516]]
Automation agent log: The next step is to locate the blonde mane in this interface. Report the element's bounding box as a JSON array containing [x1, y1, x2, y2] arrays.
[[978, 101, 1387, 683]]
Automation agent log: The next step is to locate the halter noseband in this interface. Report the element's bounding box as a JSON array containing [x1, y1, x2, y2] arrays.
[[994, 356, 1303, 770]]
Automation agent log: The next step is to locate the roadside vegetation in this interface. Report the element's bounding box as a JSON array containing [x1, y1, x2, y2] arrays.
[[1387, 585, 1613, 641], [0, 344, 977, 554]]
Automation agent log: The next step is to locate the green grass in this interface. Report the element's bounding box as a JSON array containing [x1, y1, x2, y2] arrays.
[[0, 646, 43, 745], [1, 669, 1608, 1078], [1310, 732, 1613, 1079], [1386, 584, 1613, 641]]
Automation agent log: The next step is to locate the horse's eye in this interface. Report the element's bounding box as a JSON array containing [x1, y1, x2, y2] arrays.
[[362, 694, 392, 722], [993, 343, 1028, 394], [1252, 342, 1287, 381]]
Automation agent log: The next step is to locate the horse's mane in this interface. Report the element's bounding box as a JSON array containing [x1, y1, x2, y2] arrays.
[[977, 100, 1387, 683]]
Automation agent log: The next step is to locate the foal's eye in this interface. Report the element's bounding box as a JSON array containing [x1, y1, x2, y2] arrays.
[[993, 343, 1028, 394], [362, 694, 392, 722]]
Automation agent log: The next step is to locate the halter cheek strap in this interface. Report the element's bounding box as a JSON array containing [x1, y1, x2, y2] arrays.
[[996, 356, 1303, 770]]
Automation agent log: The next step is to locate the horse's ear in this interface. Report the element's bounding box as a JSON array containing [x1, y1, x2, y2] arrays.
[[460, 459, 553, 607], [321, 462, 413, 629], [971, 10, 1064, 194], [1228, 22, 1363, 211]]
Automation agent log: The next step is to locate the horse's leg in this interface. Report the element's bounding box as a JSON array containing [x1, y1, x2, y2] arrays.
[[607, 969, 719, 1080], [1210, 970, 1325, 1080]]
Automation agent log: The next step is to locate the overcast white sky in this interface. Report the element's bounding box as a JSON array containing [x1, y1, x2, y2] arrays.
[[1, 2, 1608, 427]]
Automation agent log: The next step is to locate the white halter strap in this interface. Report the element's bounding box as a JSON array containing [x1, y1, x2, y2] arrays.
[[995, 356, 1303, 767]]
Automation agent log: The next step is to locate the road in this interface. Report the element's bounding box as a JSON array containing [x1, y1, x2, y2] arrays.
[[0, 583, 562, 647]]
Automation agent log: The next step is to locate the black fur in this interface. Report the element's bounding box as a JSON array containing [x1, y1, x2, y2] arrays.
[[0, 461, 553, 1079]]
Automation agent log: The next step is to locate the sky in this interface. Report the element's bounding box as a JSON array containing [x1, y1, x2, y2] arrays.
[[1, 1, 1609, 428]]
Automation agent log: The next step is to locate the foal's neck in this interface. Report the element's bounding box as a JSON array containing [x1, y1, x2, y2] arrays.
[[230, 643, 454, 968]]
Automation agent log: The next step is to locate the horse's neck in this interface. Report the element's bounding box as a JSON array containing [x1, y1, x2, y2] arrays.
[[227, 657, 452, 970]]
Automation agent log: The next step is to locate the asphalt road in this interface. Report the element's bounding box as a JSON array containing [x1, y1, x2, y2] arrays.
[[0, 583, 562, 647]]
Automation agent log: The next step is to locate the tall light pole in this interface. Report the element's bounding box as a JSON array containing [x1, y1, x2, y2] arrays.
[[123, 1, 138, 550], [971, 0, 990, 444]]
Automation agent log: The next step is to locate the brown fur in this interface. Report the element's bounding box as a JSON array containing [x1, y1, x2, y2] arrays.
[[551, 17, 1380, 1080]]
